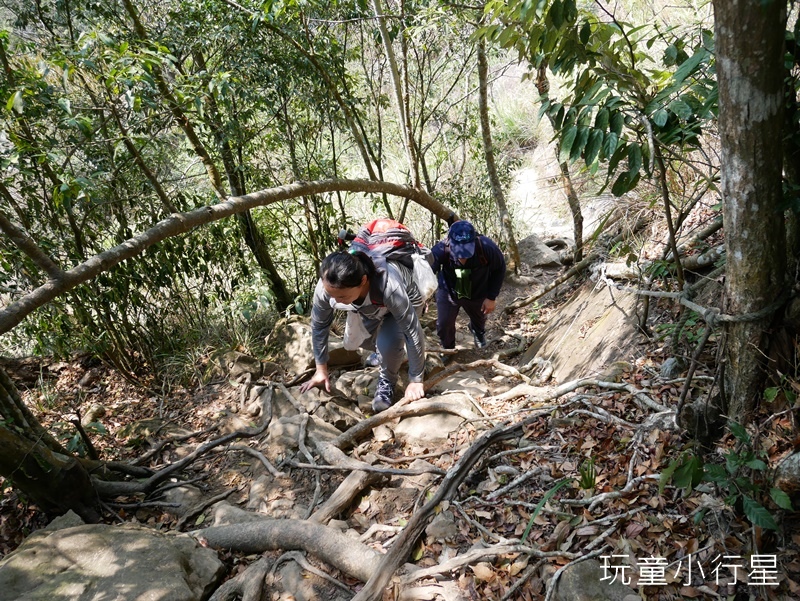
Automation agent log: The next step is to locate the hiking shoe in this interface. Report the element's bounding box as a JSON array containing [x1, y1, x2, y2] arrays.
[[468, 323, 487, 349], [371, 377, 395, 413], [365, 351, 381, 367]]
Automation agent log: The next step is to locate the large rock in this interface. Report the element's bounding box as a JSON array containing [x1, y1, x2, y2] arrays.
[[268, 318, 360, 376], [0, 523, 224, 601], [521, 281, 643, 382], [552, 558, 638, 601], [392, 392, 477, 446], [517, 233, 563, 268]]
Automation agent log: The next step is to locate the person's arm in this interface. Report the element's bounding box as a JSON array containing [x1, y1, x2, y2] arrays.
[[300, 279, 334, 393], [431, 242, 445, 274], [483, 237, 506, 301]]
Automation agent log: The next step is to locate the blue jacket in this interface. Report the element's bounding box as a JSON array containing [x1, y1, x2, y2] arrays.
[[431, 234, 506, 301]]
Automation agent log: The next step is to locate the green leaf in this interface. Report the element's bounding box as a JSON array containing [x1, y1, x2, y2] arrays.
[[548, 0, 564, 28], [675, 455, 703, 491], [611, 172, 632, 196], [58, 97, 72, 116], [703, 464, 728, 484], [672, 48, 710, 87], [195, 514, 206, 526], [627, 144, 642, 177], [594, 108, 609, 130], [6, 90, 23, 114], [659, 459, 679, 495], [669, 99, 693, 120], [729, 422, 751, 444], [584, 129, 604, 166], [742, 496, 778, 530], [770, 487, 793, 510], [610, 111, 624, 135], [570, 126, 590, 162], [602, 131, 619, 158], [745, 458, 768, 471], [764, 387, 779, 403], [579, 20, 591, 45], [653, 109, 669, 127], [521, 478, 574, 543], [559, 126, 578, 163]]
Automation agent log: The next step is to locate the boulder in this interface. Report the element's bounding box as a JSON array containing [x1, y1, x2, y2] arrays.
[[521, 281, 643, 383], [517, 233, 563, 268], [268, 317, 361, 376], [552, 558, 638, 601], [0, 523, 224, 601]]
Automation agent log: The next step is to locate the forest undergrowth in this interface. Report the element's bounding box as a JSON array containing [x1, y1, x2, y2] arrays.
[[1, 251, 799, 601]]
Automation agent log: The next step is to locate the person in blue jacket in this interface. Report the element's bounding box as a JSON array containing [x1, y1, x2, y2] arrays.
[[431, 220, 506, 351]]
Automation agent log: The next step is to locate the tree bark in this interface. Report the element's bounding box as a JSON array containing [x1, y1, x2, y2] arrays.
[[0, 371, 100, 522], [370, 0, 420, 188], [477, 35, 520, 273], [713, 0, 788, 422]]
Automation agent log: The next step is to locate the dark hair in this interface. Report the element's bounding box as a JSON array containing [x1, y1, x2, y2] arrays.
[[320, 250, 376, 288]]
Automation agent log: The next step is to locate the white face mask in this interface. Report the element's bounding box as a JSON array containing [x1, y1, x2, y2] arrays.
[[330, 290, 370, 311]]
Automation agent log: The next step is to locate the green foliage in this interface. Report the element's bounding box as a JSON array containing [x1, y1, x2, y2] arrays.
[[578, 457, 596, 490], [661, 424, 791, 531], [521, 477, 575, 543], [481, 0, 716, 196]]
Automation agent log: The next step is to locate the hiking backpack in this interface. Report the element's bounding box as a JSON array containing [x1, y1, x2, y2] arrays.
[[337, 218, 436, 305]]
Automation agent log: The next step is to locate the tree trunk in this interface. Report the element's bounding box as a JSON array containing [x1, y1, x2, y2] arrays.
[[370, 0, 420, 189], [477, 35, 520, 274], [713, 0, 788, 422], [0, 368, 100, 522]]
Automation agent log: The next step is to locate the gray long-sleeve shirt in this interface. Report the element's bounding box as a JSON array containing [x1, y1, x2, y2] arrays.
[[310, 261, 426, 382]]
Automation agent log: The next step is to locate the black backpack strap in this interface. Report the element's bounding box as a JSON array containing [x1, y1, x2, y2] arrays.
[[368, 254, 388, 306]]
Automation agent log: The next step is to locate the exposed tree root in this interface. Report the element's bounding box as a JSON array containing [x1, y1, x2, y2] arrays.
[[208, 556, 271, 601], [191, 519, 383, 583]]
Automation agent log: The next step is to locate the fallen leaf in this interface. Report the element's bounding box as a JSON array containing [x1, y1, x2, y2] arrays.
[[471, 562, 495, 582]]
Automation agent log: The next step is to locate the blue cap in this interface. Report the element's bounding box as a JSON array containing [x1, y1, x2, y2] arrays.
[[448, 221, 476, 259]]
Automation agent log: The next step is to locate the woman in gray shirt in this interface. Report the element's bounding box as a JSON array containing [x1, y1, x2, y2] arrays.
[[299, 250, 426, 412]]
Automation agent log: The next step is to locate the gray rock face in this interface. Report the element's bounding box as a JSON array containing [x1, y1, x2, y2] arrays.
[[521, 282, 642, 383], [0, 523, 224, 601], [553, 559, 638, 601]]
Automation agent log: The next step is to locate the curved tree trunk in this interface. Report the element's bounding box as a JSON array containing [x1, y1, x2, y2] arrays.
[[713, 0, 787, 423], [0, 178, 455, 335], [477, 35, 520, 274]]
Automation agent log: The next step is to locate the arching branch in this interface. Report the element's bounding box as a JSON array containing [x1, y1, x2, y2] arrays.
[[0, 179, 453, 335]]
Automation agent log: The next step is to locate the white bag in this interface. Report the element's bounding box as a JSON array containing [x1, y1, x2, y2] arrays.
[[412, 251, 438, 301], [343, 311, 371, 350]]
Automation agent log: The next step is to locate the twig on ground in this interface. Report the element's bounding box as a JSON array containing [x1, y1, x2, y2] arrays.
[[486, 467, 546, 501], [500, 558, 547, 601], [562, 407, 637, 429], [272, 550, 352, 594], [373, 442, 468, 464], [131, 425, 217, 466], [225, 443, 285, 478], [358, 523, 405, 543], [560, 474, 660, 511], [298, 413, 322, 520]]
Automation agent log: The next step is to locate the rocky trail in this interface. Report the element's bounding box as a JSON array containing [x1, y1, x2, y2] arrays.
[[1, 228, 799, 601]]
